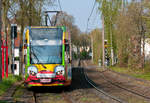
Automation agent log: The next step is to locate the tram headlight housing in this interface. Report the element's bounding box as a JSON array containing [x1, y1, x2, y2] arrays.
[[54, 66, 65, 76], [27, 66, 38, 76]]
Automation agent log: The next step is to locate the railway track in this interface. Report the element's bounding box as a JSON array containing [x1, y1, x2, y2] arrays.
[[0, 61, 78, 103], [4, 60, 149, 103], [84, 70, 125, 103], [0, 79, 75, 103], [0, 60, 129, 103], [82, 60, 150, 103], [100, 70, 150, 100], [74, 60, 124, 103], [80, 66, 126, 103], [0, 81, 24, 103], [9, 60, 81, 103], [28, 87, 75, 103]]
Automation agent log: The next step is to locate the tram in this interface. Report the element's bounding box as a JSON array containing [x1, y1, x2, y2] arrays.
[[23, 26, 72, 87]]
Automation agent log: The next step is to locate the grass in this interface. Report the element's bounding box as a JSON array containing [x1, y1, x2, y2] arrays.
[[0, 74, 22, 96], [0, 101, 8, 103], [110, 63, 150, 81]]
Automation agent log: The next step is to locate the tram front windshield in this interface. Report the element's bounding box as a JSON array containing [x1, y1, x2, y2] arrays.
[[30, 28, 63, 64]]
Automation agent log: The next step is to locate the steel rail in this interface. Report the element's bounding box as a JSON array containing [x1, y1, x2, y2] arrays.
[[100, 71, 150, 100], [82, 67, 126, 103], [83, 60, 150, 101]]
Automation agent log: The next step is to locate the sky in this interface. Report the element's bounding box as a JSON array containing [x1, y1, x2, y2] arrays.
[[49, 0, 102, 32]]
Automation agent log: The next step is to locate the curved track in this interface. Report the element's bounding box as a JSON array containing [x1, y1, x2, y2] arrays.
[[83, 68, 125, 103], [82, 60, 150, 103], [100, 70, 150, 100]]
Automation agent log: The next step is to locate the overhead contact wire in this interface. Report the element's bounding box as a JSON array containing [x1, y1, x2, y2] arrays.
[[86, 0, 96, 33]]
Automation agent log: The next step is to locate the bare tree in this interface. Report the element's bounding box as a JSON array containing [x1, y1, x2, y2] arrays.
[[0, 0, 54, 76], [115, 1, 146, 69], [53, 12, 81, 46], [16, 0, 54, 75], [90, 29, 102, 64]]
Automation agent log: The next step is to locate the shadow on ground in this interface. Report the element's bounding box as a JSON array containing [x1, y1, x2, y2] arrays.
[[28, 67, 93, 94]]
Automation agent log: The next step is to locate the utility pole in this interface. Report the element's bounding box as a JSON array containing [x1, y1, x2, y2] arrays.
[[110, 24, 114, 65], [91, 35, 93, 62], [102, 15, 105, 69], [109, 1, 114, 66], [122, 0, 128, 10], [122, 0, 124, 10], [11, 24, 17, 74], [0, 0, 2, 82]]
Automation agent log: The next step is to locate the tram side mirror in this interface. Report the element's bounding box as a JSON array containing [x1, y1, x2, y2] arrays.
[[65, 39, 69, 51], [65, 44, 69, 52], [68, 58, 72, 63]]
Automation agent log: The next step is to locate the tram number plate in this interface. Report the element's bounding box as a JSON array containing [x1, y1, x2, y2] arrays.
[[40, 79, 51, 83]]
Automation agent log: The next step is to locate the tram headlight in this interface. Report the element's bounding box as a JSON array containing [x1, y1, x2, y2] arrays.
[[27, 66, 38, 76], [54, 66, 65, 76]]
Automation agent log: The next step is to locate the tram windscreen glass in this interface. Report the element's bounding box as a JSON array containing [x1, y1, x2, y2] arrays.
[[30, 28, 63, 64]]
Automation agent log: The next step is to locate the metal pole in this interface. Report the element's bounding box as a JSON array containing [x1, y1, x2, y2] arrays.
[[2, 45, 4, 78], [11, 24, 16, 74], [0, 0, 2, 81], [122, 0, 124, 10], [44, 11, 61, 26], [91, 36, 93, 62], [110, 24, 114, 65], [45, 13, 48, 26], [102, 15, 105, 69], [109, 2, 114, 66], [12, 25, 14, 74], [6, 46, 8, 77]]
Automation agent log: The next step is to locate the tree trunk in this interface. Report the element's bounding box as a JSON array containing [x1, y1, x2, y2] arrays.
[[0, 0, 2, 81], [142, 33, 145, 68], [19, 1, 24, 76], [29, 0, 32, 26], [2, 0, 7, 75]]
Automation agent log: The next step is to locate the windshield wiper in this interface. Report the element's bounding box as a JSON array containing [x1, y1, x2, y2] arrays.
[[30, 44, 47, 69]]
